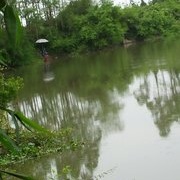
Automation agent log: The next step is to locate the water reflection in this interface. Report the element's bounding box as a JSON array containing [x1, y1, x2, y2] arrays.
[[133, 70, 180, 137], [10, 39, 180, 180], [43, 71, 55, 82], [9, 131, 101, 180], [16, 91, 123, 133], [43, 55, 55, 82]]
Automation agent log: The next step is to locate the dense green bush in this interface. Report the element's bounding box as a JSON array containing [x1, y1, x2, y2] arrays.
[[0, 74, 23, 107], [51, 35, 78, 53], [0, 1, 35, 67], [137, 5, 175, 38], [77, 3, 125, 49], [50, 0, 179, 52], [120, 6, 140, 39], [53, 1, 126, 52]]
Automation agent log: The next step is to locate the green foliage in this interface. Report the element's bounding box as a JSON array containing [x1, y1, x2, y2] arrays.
[[0, 107, 51, 153], [120, 6, 140, 39], [4, 5, 22, 48], [53, 1, 126, 51], [14, 111, 51, 135], [0, 129, 83, 166], [136, 5, 173, 38], [51, 36, 78, 53], [77, 2, 125, 49], [121, 0, 180, 40], [0, 0, 35, 67], [0, 49, 8, 66], [0, 128, 19, 153], [0, 75, 23, 107], [0, 170, 34, 180], [65, 0, 91, 15], [0, 74, 50, 154], [50, 0, 179, 52], [0, 0, 6, 9]]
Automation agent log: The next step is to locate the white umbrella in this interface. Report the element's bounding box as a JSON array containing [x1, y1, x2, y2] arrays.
[[35, 38, 49, 43]]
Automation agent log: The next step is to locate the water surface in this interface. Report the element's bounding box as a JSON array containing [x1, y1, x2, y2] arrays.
[[10, 39, 180, 180]]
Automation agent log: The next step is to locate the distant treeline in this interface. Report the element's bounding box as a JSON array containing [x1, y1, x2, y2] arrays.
[[0, 0, 179, 66]]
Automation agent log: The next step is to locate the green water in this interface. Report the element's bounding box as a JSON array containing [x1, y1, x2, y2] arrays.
[[10, 39, 180, 180]]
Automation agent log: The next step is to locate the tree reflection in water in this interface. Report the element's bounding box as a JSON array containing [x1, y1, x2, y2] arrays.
[[10, 89, 124, 179], [11, 79, 124, 179], [134, 69, 180, 137]]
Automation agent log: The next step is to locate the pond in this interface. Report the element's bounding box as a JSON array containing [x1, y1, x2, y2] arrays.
[[9, 38, 180, 180]]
